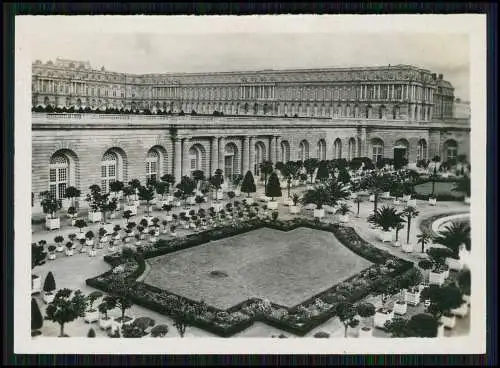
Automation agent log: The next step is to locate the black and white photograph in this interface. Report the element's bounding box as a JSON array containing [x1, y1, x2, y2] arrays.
[[14, 14, 486, 354]]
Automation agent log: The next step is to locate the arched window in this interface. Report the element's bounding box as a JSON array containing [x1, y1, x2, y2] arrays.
[[334, 138, 342, 159], [348, 138, 357, 161], [416, 139, 428, 161], [145, 149, 160, 181], [49, 154, 69, 200], [444, 140, 458, 161], [224, 143, 239, 180], [189, 146, 202, 174], [371, 138, 384, 164], [101, 151, 118, 193], [379, 105, 385, 119], [254, 142, 266, 175], [317, 139, 326, 160], [299, 140, 309, 161], [281, 140, 291, 162], [393, 105, 400, 119]]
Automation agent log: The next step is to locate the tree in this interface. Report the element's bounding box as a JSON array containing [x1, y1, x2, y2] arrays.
[[433, 221, 471, 256], [354, 197, 363, 218], [74, 219, 87, 234], [31, 298, 43, 336], [426, 247, 455, 266], [176, 176, 197, 207], [260, 161, 274, 187], [356, 302, 376, 319], [335, 302, 359, 338], [240, 171, 256, 198], [209, 170, 224, 203], [151, 324, 169, 338], [32, 242, 47, 268], [420, 284, 463, 320], [406, 313, 439, 337], [192, 170, 205, 186], [108, 277, 133, 324], [430, 166, 439, 197], [361, 172, 387, 213], [402, 206, 420, 244], [372, 276, 399, 306], [138, 185, 155, 215], [64, 186, 81, 208], [384, 316, 411, 337], [39, 191, 62, 219], [367, 206, 403, 232], [303, 158, 319, 183], [43, 271, 56, 294], [283, 161, 299, 198], [109, 181, 124, 200], [417, 232, 432, 253], [316, 161, 329, 182], [128, 179, 142, 200], [160, 174, 176, 193], [265, 172, 282, 201], [44, 288, 87, 337], [301, 185, 330, 210], [123, 186, 135, 204], [325, 179, 350, 207], [337, 167, 351, 185]]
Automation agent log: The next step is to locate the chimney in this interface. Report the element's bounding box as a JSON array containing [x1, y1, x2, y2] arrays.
[[438, 73, 443, 80]]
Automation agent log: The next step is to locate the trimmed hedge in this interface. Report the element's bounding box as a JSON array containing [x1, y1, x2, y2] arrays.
[[87, 218, 413, 337]]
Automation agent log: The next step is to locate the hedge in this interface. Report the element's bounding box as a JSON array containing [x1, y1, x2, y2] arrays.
[[87, 218, 413, 337]]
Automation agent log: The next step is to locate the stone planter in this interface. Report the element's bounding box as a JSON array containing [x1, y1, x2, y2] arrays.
[[173, 200, 181, 207], [124, 204, 137, 216], [358, 326, 373, 338], [89, 249, 97, 257], [108, 246, 116, 253], [43, 292, 55, 304], [84, 310, 99, 323], [187, 197, 196, 206], [165, 214, 173, 222], [441, 314, 456, 329], [402, 242, 413, 253], [383, 191, 390, 198], [428, 198, 437, 206], [437, 323, 445, 337], [45, 217, 61, 230], [407, 199, 417, 207], [404, 289, 421, 306], [393, 301, 408, 315], [88, 211, 102, 223], [65, 249, 74, 256], [380, 230, 393, 243], [32, 275, 41, 294], [217, 191, 224, 200], [267, 201, 278, 210], [170, 232, 177, 237], [464, 196, 471, 205], [338, 214, 350, 223], [374, 308, 394, 329], [156, 200, 169, 210], [392, 240, 401, 248], [48, 253, 56, 260], [165, 195, 174, 202], [313, 208, 325, 218], [100, 236, 109, 244], [450, 302, 469, 317], [402, 194, 411, 202], [282, 199, 293, 207], [70, 218, 77, 226], [369, 194, 375, 202], [429, 271, 446, 286], [55, 244, 64, 252], [350, 193, 358, 200], [234, 189, 241, 197], [99, 317, 112, 330], [289, 205, 300, 214], [77, 232, 85, 240], [393, 199, 401, 205], [446, 257, 463, 271]]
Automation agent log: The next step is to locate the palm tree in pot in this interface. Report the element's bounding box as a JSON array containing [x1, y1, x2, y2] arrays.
[[335, 203, 352, 222], [367, 206, 402, 242], [433, 221, 471, 261], [402, 206, 420, 246], [354, 197, 363, 218], [417, 232, 432, 254]]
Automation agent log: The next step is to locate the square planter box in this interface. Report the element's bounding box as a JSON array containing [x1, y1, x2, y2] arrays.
[[441, 314, 456, 329], [259, 195, 271, 203], [374, 308, 394, 329], [358, 326, 373, 338], [124, 205, 138, 216], [77, 232, 85, 240], [350, 193, 358, 200], [450, 302, 469, 317], [187, 197, 196, 205], [464, 197, 471, 205], [84, 310, 99, 323], [267, 201, 278, 210], [65, 249, 74, 256], [380, 230, 393, 243], [88, 211, 102, 223], [314, 209, 325, 218], [289, 206, 300, 214], [429, 271, 446, 286], [402, 242, 414, 253], [43, 292, 55, 304], [404, 289, 421, 306], [338, 214, 350, 223], [282, 199, 293, 207], [369, 194, 375, 202], [429, 198, 437, 206], [446, 257, 463, 271], [99, 317, 113, 330], [407, 199, 417, 207], [47, 253, 56, 260], [32, 275, 41, 294], [234, 190, 241, 197], [45, 217, 60, 230], [213, 203, 224, 212], [393, 301, 408, 315], [88, 249, 97, 257], [393, 199, 401, 205], [402, 194, 412, 202], [165, 195, 174, 202], [382, 191, 390, 198]]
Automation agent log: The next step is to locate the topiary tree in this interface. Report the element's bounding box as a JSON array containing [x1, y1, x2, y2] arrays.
[[87, 327, 96, 338], [31, 298, 43, 336], [109, 180, 124, 200], [316, 161, 330, 182], [265, 172, 282, 201], [155, 181, 168, 201], [64, 186, 81, 208], [192, 170, 205, 186], [32, 242, 47, 269], [138, 185, 155, 215], [260, 161, 274, 187], [44, 288, 87, 337], [420, 284, 464, 321], [43, 271, 56, 294], [240, 170, 256, 198], [337, 167, 351, 185], [335, 302, 359, 338]]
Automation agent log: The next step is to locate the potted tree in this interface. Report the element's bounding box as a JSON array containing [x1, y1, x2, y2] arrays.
[[427, 247, 454, 285], [176, 176, 196, 209], [392, 222, 404, 247], [98, 297, 116, 330], [356, 302, 376, 330], [44, 288, 87, 337], [64, 186, 81, 211], [42, 271, 56, 304], [109, 180, 125, 203], [74, 219, 87, 240], [86, 185, 103, 223], [40, 191, 62, 230], [54, 235, 64, 252], [232, 174, 243, 197], [210, 170, 225, 204], [163, 204, 173, 222], [335, 302, 360, 338], [289, 193, 301, 214], [84, 290, 103, 323], [241, 171, 256, 205], [79, 238, 87, 254], [109, 278, 134, 326], [401, 206, 420, 253], [303, 158, 319, 185], [128, 179, 142, 206], [265, 172, 282, 210], [123, 186, 138, 215], [160, 174, 176, 202], [31, 242, 47, 294], [417, 259, 434, 284], [98, 227, 109, 246], [302, 186, 329, 219], [154, 181, 168, 210], [67, 206, 78, 226], [138, 185, 156, 218], [173, 191, 182, 207], [65, 241, 74, 256], [31, 298, 44, 337], [260, 161, 274, 187], [85, 230, 95, 247], [420, 284, 463, 330], [367, 206, 402, 243], [417, 232, 432, 254], [390, 182, 404, 205], [336, 203, 352, 223], [170, 225, 177, 237], [47, 245, 57, 260]]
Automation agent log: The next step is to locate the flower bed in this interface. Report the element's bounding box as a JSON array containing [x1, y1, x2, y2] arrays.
[[88, 218, 413, 337]]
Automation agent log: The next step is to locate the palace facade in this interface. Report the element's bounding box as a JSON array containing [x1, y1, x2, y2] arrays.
[[31, 58, 470, 211]]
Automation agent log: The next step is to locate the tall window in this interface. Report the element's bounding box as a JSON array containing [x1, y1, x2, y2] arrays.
[[317, 140, 326, 160], [299, 140, 309, 161], [416, 139, 428, 161], [334, 139, 342, 159], [49, 154, 68, 200], [372, 139, 384, 164], [445, 140, 458, 161], [101, 151, 118, 193], [146, 150, 160, 181], [281, 141, 290, 163]]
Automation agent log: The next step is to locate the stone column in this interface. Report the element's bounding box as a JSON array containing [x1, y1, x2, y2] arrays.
[[249, 136, 255, 175], [269, 136, 276, 163], [173, 138, 182, 184], [242, 136, 250, 175], [218, 137, 225, 175], [210, 136, 219, 176], [181, 138, 191, 177], [276, 136, 282, 162], [360, 127, 368, 157]]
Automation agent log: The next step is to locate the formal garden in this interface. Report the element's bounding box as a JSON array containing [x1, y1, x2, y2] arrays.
[[31, 155, 472, 338]]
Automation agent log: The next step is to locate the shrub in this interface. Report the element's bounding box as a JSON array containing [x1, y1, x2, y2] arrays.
[[43, 271, 56, 293], [31, 298, 43, 335], [356, 302, 376, 318], [87, 328, 96, 337], [150, 324, 169, 337]]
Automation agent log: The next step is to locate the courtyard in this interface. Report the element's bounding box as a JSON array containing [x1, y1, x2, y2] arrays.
[[143, 227, 372, 309]]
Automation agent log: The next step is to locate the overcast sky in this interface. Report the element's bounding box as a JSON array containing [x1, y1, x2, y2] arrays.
[[20, 16, 470, 100]]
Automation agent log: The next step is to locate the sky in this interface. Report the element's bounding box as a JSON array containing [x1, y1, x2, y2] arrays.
[[19, 16, 471, 100]]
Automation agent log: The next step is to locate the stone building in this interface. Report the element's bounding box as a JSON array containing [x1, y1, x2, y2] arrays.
[[453, 98, 471, 119], [31, 59, 470, 210]]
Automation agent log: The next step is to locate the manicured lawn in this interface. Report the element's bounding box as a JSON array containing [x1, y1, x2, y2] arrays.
[[143, 227, 372, 309], [414, 181, 462, 197]]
